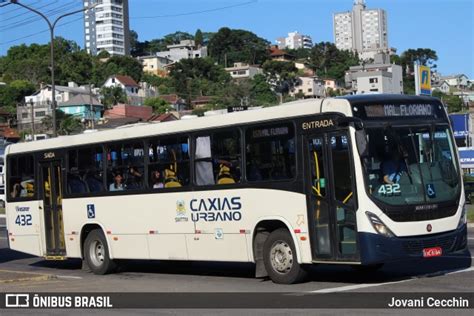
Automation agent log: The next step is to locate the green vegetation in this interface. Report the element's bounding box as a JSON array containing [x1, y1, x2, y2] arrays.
[[208, 27, 270, 66], [468, 205, 474, 223], [100, 86, 128, 108], [0, 37, 143, 86], [390, 48, 438, 95], [144, 97, 173, 114]]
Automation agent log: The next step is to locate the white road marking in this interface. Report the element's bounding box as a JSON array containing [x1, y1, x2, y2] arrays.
[[310, 266, 474, 293], [310, 279, 413, 293], [443, 266, 474, 275], [56, 275, 83, 279]]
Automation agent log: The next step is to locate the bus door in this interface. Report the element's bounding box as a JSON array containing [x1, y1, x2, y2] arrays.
[[305, 131, 359, 262], [40, 160, 66, 257]]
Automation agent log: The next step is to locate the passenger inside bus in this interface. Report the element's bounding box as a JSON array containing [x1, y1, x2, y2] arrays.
[[84, 171, 105, 193], [381, 148, 408, 184], [67, 168, 87, 194], [10, 179, 23, 198], [126, 166, 143, 190], [109, 170, 125, 191], [150, 170, 164, 189]]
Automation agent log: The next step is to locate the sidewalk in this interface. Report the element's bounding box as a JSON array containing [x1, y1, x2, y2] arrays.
[[0, 269, 54, 284]]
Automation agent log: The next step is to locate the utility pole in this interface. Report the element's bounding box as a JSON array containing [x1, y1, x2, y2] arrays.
[[10, 0, 96, 137], [89, 84, 95, 129], [29, 100, 35, 138]]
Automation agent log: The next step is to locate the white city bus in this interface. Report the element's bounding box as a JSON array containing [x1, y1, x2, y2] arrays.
[[5, 95, 468, 284]]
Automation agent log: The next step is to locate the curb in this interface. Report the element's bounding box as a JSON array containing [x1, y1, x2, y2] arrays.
[[0, 269, 55, 284]]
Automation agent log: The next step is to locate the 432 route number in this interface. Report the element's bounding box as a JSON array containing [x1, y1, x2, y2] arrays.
[[15, 214, 32, 226], [378, 184, 401, 196]]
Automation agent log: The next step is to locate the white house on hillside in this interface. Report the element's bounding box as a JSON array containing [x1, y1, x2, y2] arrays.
[[18, 82, 90, 132], [102, 75, 143, 106], [440, 74, 469, 89], [156, 40, 207, 63], [431, 80, 450, 94], [225, 63, 263, 79], [290, 77, 325, 99]]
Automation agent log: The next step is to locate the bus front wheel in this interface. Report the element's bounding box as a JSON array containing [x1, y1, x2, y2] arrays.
[[263, 228, 307, 284], [84, 229, 116, 275]]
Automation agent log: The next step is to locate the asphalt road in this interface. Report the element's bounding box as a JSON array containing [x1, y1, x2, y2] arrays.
[[0, 215, 472, 294]]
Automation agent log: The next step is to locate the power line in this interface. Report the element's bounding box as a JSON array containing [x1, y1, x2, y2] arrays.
[[0, 1, 80, 31], [1, 0, 259, 47], [131, 0, 258, 19], [0, 0, 58, 24], [0, 16, 83, 46], [0, 0, 39, 12]]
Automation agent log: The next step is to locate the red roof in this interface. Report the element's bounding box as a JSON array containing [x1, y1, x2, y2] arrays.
[[114, 75, 139, 87], [148, 112, 178, 122], [159, 94, 180, 104], [0, 127, 20, 139]]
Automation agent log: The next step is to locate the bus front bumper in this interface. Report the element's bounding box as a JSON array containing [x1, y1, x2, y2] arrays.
[[358, 223, 468, 265]]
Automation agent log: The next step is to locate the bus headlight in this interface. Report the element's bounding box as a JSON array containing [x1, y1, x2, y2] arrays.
[[366, 211, 395, 238], [458, 205, 467, 229]]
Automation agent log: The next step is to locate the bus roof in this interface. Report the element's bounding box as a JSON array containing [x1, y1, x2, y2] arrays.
[[337, 94, 441, 105], [8, 97, 350, 155]]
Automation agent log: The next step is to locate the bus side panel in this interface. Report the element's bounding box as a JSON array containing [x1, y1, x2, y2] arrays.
[[6, 201, 44, 256]]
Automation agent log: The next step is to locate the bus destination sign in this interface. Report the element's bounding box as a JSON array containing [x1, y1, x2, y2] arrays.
[[365, 103, 434, 118]]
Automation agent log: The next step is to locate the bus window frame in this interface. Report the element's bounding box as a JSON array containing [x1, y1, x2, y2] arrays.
[[358, 120, 461, 220], [65, 144, 106, 197], [192, 127, 244, 187], [6, 154, 38, 203], [243, 120, 298, 184]]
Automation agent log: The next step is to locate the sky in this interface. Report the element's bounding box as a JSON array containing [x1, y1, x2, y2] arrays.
[[0, 0, 473, 77]]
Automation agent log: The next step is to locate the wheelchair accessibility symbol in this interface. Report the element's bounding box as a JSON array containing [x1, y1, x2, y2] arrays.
[[426, 184, 436, 198], [87, 204, 96, 219]]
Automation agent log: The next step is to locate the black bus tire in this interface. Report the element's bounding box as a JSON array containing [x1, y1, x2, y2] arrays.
[[84, 229, 117, 275], [263, 228, 308, 284]]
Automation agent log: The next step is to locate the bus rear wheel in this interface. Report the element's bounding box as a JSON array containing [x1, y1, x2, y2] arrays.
[[263, 228, 307, 284], [84, 229, 116, 275]]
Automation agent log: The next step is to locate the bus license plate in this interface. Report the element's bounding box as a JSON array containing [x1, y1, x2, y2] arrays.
[[423, 247, 442, 258]]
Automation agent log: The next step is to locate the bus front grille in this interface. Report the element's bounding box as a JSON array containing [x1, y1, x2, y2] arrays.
[[402, 235, 457, 255]]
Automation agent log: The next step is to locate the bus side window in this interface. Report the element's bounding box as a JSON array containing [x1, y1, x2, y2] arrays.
[[245, 123, 295, 182], [194, 130, 242, 186], [148, 136, 190, 189], [8, 156, 35, 200], [67, 147, 104, 194], [106, 142, 145, 191]]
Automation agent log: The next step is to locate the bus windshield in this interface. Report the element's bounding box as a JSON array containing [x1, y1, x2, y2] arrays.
[[363, 124, 460, 206]]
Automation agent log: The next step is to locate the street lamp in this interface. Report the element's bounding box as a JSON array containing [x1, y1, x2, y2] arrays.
[[9, 0, 97, 137]]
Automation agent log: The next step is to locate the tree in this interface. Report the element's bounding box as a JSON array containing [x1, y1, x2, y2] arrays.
[[400, 48, 438, 72], [285, 48, 311, 60], [250, 74, 278, 106], [0, 80, 36, 113], [41, 110, 83, 135], [169, 57, 231, 106], [262, 60, 299, 94], [398, 48, 438, 95], [100, 86, 127, 108], [144, 97, 174, 114], [308, 42, 359, 81], [432, 90, 463, 113], [208, 27, 270, 66], [195, 29, 204, 48], [94, 55, 144, 84], [59, 115, 83, 135], [97, 50, 110, 59], [130, 30, 139, 55]]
